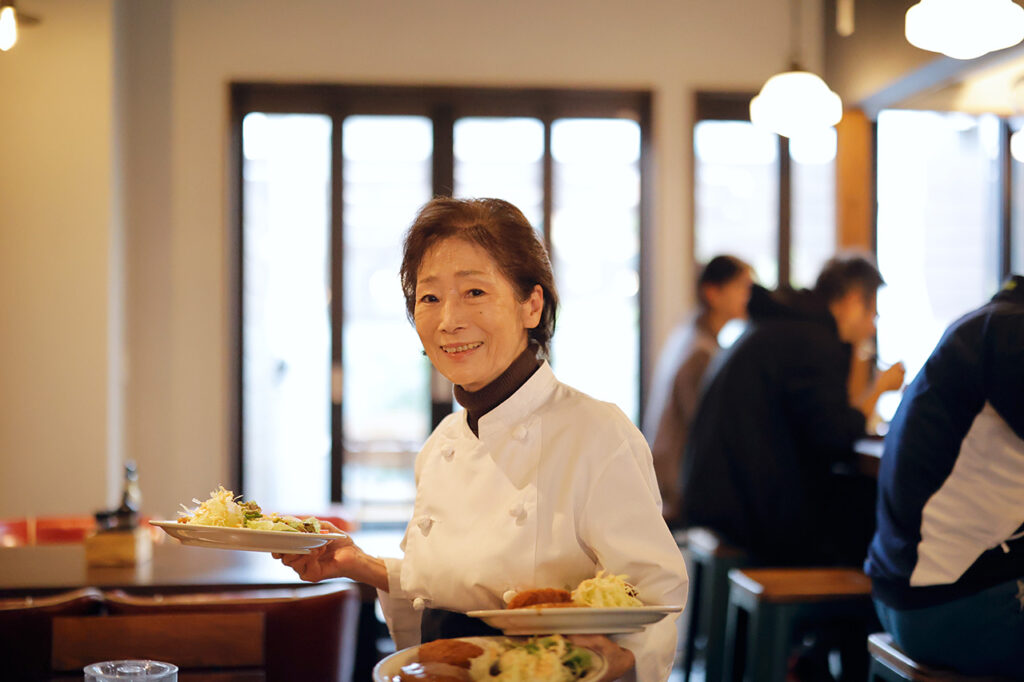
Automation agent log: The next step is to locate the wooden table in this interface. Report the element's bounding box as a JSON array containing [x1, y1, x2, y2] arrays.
[[0, 529, 403, 597], [0, 528, 404, 680]]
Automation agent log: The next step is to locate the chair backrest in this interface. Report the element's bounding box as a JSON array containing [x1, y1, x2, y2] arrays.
[[103, 581, 361, 682], [0, 587, 104, 681], [52, 612, 266, 680]]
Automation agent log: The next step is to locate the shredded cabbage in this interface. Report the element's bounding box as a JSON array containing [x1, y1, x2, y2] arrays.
[[571, 570, 643, 607], [468, 636, 590, 681], [177, 486, 322, 534]]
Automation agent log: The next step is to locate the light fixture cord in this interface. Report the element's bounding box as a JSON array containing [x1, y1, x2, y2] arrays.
[[789, 0, 802, 71]]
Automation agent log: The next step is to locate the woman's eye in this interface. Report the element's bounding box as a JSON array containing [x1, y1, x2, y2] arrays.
[[467, 289, 485, 297], [418, 294, 438, 304]]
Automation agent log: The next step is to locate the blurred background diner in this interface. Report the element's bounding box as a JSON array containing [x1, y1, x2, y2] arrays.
[[3, 0, 1024, 680]]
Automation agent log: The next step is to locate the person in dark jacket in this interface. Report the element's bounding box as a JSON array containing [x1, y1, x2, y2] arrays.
[[865, 275, 1024, 678], [679, 254, 905, 565]]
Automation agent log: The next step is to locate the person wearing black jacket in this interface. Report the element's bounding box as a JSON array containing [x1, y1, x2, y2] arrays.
[[677, 254, 905, 681], [865, 275, 1024, 678], [678, 254, 904, 565]]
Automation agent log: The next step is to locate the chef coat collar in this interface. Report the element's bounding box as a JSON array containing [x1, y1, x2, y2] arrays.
[[473, 360, 558, 441]]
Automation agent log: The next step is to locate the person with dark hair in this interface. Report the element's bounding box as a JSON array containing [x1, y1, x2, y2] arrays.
[[278, 197, 687, 682], [677, 252, 905, 681], [643, 255, 753, 525], [865, 275, 1024, 678], [679, 252, 904, 565]]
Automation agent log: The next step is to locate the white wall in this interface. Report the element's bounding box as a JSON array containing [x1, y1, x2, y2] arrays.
[[0, 0, 119, 516], [1, 0, 823, 518]]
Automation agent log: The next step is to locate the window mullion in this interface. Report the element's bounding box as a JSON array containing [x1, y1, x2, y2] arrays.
[[330, 110, 345, 503], [430, 106, 456, 430]]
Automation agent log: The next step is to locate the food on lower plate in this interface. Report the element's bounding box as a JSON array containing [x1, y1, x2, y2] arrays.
[[175, 486, 322, 534], [571, 571, 642, 608], [419, 639, 485, 668], [506, 588, 573, 610], [468, 635, 593, 681], [395, 661, 471, 681]]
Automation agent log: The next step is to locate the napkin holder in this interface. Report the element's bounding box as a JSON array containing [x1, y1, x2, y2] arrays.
[[85, 522, 153, 567]]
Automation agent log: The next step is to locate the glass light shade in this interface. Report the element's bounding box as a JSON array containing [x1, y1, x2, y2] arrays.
[[749, 71, 843, 139], [905, 0, 1024, 60], [0, 6, 17, 51], [1011, 129, 1024, 163]]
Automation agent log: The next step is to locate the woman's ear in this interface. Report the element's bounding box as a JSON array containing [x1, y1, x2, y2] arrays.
[[521, 284, 544, 329]]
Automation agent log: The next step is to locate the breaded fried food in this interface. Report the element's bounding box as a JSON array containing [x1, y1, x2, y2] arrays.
[[418, 639, 485, 668], [506, 587, 572, 609]]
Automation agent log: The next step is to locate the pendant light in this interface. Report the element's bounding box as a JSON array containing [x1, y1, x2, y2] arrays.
[[0, 1, 39, 52], [750, 0, 843, 139], [905, 0, 1024, 61]]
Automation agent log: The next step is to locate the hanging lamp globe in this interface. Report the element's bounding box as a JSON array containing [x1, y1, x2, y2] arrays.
[[750, 70, 843, 139], [905, 0, 1024, 60]]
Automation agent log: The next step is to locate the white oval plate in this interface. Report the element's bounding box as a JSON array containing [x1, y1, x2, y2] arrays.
[[372, 636, 608, 681], [149, 520, 346, 554], [465, 605, 683, 635]]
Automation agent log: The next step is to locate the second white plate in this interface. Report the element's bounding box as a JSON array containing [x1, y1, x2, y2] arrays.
[[149, 520, 347, 554], [466, 605, 683, 635]]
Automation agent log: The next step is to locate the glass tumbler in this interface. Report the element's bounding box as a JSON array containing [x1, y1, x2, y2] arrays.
[[83, 660, 178, 681]]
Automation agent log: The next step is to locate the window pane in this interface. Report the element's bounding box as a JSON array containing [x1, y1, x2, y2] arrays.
[[790, 128, 837, 289], [694, 120, 779, 287], [550, 118, 641, 422], [242, 113, 332, 512], [342, 116, 433, 519], [454, 117, 545, 231], [1012, 119, 1024, 275], [876, 110, 1002, 420]]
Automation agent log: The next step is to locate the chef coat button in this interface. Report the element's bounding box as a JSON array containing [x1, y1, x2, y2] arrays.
[[503, 590, 517, 604], [441, 446, 455, 461], [417, 517, 434, 535], [512, 425, 528, 440], [509, 504, 526, 524], [413, 597, 426, 611]]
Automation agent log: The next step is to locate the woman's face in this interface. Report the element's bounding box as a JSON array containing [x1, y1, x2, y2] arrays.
[[414, 238, 544, 392], [705, 270, 753, 320]]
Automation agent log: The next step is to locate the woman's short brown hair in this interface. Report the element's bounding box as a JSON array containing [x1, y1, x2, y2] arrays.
[[399, 197, 559, 357]]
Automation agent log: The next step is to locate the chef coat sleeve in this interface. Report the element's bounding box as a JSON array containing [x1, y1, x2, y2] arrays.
[[377, 553, 422, 649], [580, 428, 689, 682]]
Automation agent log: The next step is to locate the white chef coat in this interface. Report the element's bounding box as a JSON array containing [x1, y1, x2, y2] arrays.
[[377, 361, 688, 682]]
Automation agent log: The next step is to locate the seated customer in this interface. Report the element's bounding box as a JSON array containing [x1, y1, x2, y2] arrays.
[[643, 255, 753, 526], [865, 275, 1024, 679], [679, 254, 905, 566]]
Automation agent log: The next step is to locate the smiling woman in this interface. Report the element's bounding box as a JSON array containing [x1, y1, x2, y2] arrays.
[[275, 197, 688, 682]]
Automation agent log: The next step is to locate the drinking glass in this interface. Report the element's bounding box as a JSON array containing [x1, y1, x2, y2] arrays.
[[83, 660, 178, 681]]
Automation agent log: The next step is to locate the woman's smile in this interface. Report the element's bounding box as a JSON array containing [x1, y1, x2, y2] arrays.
[[441, 341, 484, 354]]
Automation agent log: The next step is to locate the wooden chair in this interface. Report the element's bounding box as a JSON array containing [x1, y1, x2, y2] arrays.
[[867, 632, 1016, 682], [0, 587, 104, 681], [677, 527, 750, 682], [53, 611, 267, 681], [723, 567, 875, 682], [102, 581, 361, 682]]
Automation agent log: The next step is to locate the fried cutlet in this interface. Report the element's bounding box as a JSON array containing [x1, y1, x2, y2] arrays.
[[417, 639, 485, 668], [506, 587, 573, 609]]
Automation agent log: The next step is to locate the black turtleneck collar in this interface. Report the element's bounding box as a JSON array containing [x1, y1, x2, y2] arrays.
[[454, 344, 541, 437]]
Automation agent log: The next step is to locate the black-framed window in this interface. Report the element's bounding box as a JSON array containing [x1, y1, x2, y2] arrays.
[[693, 91, 837, 292], [230, 84, 652, 522], [874, 109, 1018, 422]]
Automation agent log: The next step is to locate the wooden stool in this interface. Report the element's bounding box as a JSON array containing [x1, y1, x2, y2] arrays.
[[868, 632, 1014, 681], [678, 527, 750, 682], [724, 567, 874, 682]]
